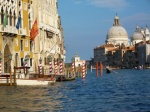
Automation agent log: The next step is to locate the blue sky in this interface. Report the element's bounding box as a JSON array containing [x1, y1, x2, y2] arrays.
[[57, 0, 150, 62]]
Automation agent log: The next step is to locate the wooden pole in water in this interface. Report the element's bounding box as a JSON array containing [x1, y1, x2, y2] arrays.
[[100, 62, 103, 76], [96, 62, 98, 77], [14, 66, 16, 85], [10, 66, 12, 86]]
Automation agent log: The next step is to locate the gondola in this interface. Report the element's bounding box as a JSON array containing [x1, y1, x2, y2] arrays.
[[106, 67, 111, 73]]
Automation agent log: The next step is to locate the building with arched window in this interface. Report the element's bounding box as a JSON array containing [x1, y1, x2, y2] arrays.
[[0, 0, 33, 73], [0, 0, 65, 75]]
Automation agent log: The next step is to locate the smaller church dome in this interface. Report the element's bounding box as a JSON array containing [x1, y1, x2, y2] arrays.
[[131, 26, 143, 40], [131, 32, 143, 40]]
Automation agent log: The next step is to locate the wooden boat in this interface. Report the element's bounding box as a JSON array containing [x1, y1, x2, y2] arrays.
[[62, 76, 76, 81], [0, 74, 56, 86], [56, 75, 76, 82]]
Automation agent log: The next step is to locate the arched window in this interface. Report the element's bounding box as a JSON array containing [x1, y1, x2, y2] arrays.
[[19, 1, 21, 7], [5, 8, 8, 26], [13, 11, 16, 27], [1, 7, 4, 24], [28, 13, 31, 30], [9, 9, 12, 26]]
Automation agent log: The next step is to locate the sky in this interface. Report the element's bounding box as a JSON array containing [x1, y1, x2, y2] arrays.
[[57, 0, 150, 62]]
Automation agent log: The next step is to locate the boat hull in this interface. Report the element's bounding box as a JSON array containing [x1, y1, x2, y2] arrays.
[[56, 75, 76, 82], [106, 68, 111, 73], [16, 78, 56, 86]]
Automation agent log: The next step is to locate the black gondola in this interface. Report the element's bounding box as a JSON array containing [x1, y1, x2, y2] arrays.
[[106, 67, 111, 73]]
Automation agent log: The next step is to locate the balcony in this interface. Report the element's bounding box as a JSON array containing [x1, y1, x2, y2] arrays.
[[0, 25, 18, 36], [49, 49, 55, 54], [19, 28, 26, 37]]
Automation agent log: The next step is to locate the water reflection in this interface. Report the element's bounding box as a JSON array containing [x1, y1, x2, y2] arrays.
[[1, 69, 150, 111], [0, 85, 63, 112]]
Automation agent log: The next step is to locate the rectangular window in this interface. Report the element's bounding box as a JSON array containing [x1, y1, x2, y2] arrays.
[[20, 40, 23, 51], [44, 58, 49, 65], [24, 2, 27, 10], [21, 58, 24, 66], [25, 40, 28, 47], [30, 58, 32, 66], [30, 41, 32, 51]]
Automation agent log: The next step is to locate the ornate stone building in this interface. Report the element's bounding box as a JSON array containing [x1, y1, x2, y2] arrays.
[[94, 14, 150, 69], [0, 0, 33, 73], [131, 25, 150, 45], [0, 0, 65, 74], [106, 14, 130, 47], [31, 0, 65, 72], [131, 26, 143, 45]]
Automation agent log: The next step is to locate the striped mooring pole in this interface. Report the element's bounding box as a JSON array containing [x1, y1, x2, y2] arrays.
[[49, 61, 52, 75], [54, 60, 58, 75], [72, 61, 75, 75], [59, 60, 63, 75], [39, 63, 42, 75], [82, 61, 85, 79]]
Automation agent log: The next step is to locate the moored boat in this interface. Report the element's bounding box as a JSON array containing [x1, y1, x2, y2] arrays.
[[56, 75, 76, 82], [106, 67, 111, 73]]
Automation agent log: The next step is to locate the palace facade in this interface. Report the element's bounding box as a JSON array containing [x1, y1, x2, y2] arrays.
[[0, 0, 65, 74]]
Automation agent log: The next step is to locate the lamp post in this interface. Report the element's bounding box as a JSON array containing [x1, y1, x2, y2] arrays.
[[49, 56, 52, 62], [39, 57, 42, 64], [24, 55, 30, 66], [24, 58, 27, 66]]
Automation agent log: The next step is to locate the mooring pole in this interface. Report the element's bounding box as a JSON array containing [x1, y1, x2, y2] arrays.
[[10, 66, 12, 86]]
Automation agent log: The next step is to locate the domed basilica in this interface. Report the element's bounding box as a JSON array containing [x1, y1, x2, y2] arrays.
[[106, 14, 130, 47]]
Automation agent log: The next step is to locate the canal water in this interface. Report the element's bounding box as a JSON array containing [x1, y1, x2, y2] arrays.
[[0, 69, 150, 112]]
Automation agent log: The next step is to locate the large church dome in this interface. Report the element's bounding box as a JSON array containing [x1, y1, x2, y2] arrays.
[[106, 15, 130, 47], [107, 26, 128, 39]]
